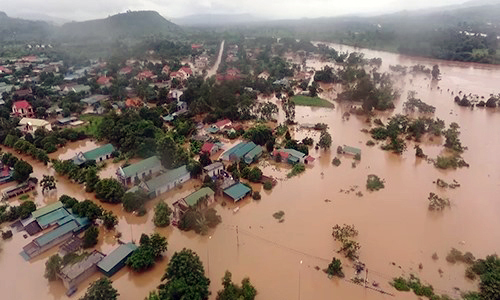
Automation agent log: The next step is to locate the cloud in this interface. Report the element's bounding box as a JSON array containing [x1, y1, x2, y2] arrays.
[[2, 0, 468, 21]]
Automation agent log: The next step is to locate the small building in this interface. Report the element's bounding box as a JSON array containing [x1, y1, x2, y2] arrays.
[[63, 84, 91, 95], [12, 100, 34, 118], [201, 142, 219, 156], [342, 145, 361, 156], [173, 187, 215, 223], [72, 143, 115, 166], [224, 183, 251, 202], [81, 94, 109, 106], [136, 70, 156, 81], [58, 250, 105, 289], [305, 155, 316, 165], [117, 156, 164, 185], [139, 165, 191, 198], [273, 149, 306, 164], [97, 76, 112, 86], [203, 162, 224, 177], [97, 243, 138, 277], [19, 118, 52, 134], [221, 142, 258, 162], [243, 145, 263, 164], [57, 116, 78, 126], [118, 66, 133, 75], [125, 97, 143, 108]]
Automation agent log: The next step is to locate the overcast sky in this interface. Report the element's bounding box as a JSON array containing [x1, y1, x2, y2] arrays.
[[2, 0, 475, 22]]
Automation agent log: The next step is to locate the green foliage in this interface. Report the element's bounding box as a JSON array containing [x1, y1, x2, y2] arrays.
[[13, 160, 33, 182], [318, 130, 332, 149], [390, 275, 436, 299], [80, 277, 119, 300], [101, 211, 118, 230], [153, 201, 172, 227], [252, 191, 261, 200], [366, 174, 385, 191], [332, 224, 360, 260], [127, 233, 168, 271], [332, 157, 341, 166], [157, 248, 210, 300], [122, 190, 148, 213], [263, 181, 273, 190], [40, 175, 56, 194], [272, 211, 285, 220], [326, 257, 344, 278], [178, 207, 222, 235], [18, 200, 36, 219], [72, 200, 103, 221], [44, 254, 62, 281], [443, 122, 465, 153], [216, 271, 257, 300], [465, 255, 500, 300], [156, 134, 189, 169], [82, 226, 99, 249], [403, 91, 436, 113], [94, 178, 125, 203], [247, 167, 262, 183], [243, 125, 273, 146], [287, 163, 305, 178]]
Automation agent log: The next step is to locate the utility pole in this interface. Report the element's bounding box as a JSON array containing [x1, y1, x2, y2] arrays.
[[365, 268, 368, 289], [236, 225, 239, 247], [298, 260, 303, 300], [207, 236, 212, 276]]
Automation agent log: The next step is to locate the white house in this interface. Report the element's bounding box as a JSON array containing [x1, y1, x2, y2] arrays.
[[19, 118, 52, 134], [203, 162, 224, 177]]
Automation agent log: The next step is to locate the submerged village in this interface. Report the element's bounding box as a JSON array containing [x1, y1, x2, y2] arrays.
[[0, 31, 500, 300]]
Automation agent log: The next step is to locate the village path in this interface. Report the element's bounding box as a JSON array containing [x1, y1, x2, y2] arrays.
[[205, 40, 225, 79]]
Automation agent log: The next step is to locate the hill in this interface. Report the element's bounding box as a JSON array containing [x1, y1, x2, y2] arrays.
[[57, 10, 182, 41], [0, 11, 53, 42]]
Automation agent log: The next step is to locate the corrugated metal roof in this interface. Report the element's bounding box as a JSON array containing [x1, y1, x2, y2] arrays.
[[282, 148, 306, 159], [184, 187, 214, 207], [35, 220, 78, 247], [97, 243, 137, 273], [343, 145, 361, 155], [232, 142, 257, 159], [244, 145, 262, 164], [83, 144, 115, 161], [145, 165, 189, 191], [36, 208, 70, 228], [121, 156, 162, 178], [224, 183, 251, 202], [31, 201, 63, 219], [60, 251, 104, 280]]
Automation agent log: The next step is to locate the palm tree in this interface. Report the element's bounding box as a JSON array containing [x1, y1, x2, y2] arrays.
[[40, 175, 56, 195]]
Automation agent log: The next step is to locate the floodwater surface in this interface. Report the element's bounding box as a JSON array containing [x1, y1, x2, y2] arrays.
[[1, 44, 500, 300]]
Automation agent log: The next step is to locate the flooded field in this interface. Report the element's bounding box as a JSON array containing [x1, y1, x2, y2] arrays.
[[1, 44, 500, 300]]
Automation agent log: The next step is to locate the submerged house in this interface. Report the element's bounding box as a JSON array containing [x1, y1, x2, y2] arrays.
[[221, 142, 261, 163], [341, 145, 361, 157], [72, 143, 115, 166], [58, 250, 105, 289], [97, 243, 138, 277], [117, 156, 164, 186], [136, 165, 191, 198], [223, 183, 251, 202], [273, 149, 307, 164], [203, 162, 224, 177], [172, 187, 215, 223]]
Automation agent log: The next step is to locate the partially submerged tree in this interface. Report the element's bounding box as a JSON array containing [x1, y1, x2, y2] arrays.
[[216, 271, 257, 300], [44, 254, 62, 281], [80, 278, 119, 300]]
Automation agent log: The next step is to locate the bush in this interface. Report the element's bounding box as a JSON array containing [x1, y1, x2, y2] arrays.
[[153, 201, 172, 227], [252, 191, 261, 200], [366, 140, 375, 146], [287, 163, 305, 178], [82, 226, 99, 249], [94, 178, 125, 203], [263, 181, 273, 190], [332, 157, 341, 166], [366, 174, 385, 191], [326, 257, 344, 278]]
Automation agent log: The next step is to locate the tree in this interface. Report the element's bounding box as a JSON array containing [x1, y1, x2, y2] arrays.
[[40, 175, 56, 194], [101, 211, 118, 230], [199, 152, 212, 167], [157, 248, 210, 300], [82, 226, 99, 249], [282, 100, 295, 123], [153, 201, 172, 227], [94, 179, 125, 203], [247, 167, 263, 183], [326, 257, 344, 278], [19, 200, 36, 219], [431, 64, 441, 80], [122, 190, 148, 212], [216, 271, 257, 300], [44, 254, 62, 281], [126, 233, 167, 271], [13, 160, 33, 182], [80, 278, 119, 300], [85, 167, 100, 192], [318, 130, 332, 149], [149, 233, 168, 258]]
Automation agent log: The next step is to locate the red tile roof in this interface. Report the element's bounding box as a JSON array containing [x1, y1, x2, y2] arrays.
[[272, 150, 289, 160], [180, 66, 193, 75], [191, 44, 203, 49], [215, 119, 231, 128], [162, 65, 170, 73], [13, 89, 31, 97], [305, 155, 315, 163], [97, 76, 111, 85], [0, 66, 12, 74], [13, 100, 32, 110], [119, 66, 132, 74], [125, 97, 143, 107], [201, 143, 215, 153]]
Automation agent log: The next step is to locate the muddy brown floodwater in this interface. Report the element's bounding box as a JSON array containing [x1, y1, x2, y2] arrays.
[[2, 44, 500, 300]]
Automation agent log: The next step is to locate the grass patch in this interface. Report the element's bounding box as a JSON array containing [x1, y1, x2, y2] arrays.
[[19, 194, 30, 201], [287, 163, 305, 178], [291, 95, 334, 108], [78, 114, 104, 137]]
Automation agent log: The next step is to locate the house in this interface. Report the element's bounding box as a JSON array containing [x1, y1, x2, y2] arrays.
[[180, 66, 193, 77], [221, 142, 259, 161], [136, 70, 156, 81], [118, 66, 133, 75], [215, 119, 232, 131], [168, 89, 183, 101], [201, 143, 219, 156], [125, 97, 143, 108], [58, 250, 105, 289], [273, 149, 306, 164], [257, 71, 270, 80], [224, 183, 251, 202], [191, 44, 203, 50], [19, 118, 52, 134], [195, 55, 209, 69], [138, 165, 191, 198], [72, 144, 115, 166], [81, 95, 109, 106], [305, 155, 316, 165], [177, 101, 187, 112], [57, 116, 78, 126], [203, 162, 224, 177], [342, 145, 361, 157], [20, 219, 89, 260], [173, 187, 215, 223], [0, 66, 12, 74], [243, 145, 263, 164], [96, 76, 112, 86], [12, 100, 34, 117], [97, 243, 138, 277], [63, 84, 91, 95], [117, 156, 164, 185], [162, 65, 170, 74], [59, 237, 82, 257]]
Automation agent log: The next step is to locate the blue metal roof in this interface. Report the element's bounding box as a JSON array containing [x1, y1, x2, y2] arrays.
[[36, 208, 70, 228], [224, 183, 251, 202], [34, 220, 78, 247]]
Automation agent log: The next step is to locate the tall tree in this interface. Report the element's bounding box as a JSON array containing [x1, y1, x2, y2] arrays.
[[153, 201, 172, 227], [318, 130, 332, 149], [44, 254, 62, 281], [40, 175, 56, 194], [80, 278, 119, 300], [216, 271, 257, 300]]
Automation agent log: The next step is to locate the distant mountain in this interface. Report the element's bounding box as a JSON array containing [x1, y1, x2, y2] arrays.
[[0, 11, 53, 41], [57, 10, 182, 40], [9, 12, 70, 26], [174, 13, 266, 27]]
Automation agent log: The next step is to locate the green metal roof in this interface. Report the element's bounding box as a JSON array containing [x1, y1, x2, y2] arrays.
[[35, 220, 78, 247], [121, 156, 162, 178], [224, 183, 251, 202], [283, 148, 306, 159], [31, 201, 63, 219], [184, 187, 214, 207], [343, 145, 361, 155], [97, 243, 138, 273], [145, 165, 189, 191], [222, 142, 247, 159], [244, 145, 262, 164], [83, 143, 115, 161], [36, 208, 70, 228], [232, 142, 257, 159]]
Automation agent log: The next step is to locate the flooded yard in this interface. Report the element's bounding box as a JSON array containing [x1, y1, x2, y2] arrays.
[[1, 44, 500, 300]]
